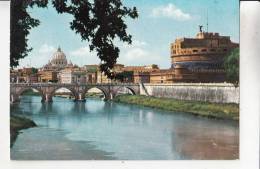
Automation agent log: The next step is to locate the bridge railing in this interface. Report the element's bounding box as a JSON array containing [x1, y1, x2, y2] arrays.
[[10, 82, 140, 86]]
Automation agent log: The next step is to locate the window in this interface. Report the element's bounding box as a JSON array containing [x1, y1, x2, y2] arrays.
[[201, 49, 207, 52], [223, 49, 228, 52], [193, 50, 198, 53]]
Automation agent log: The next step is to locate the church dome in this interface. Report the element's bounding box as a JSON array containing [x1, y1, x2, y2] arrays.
[[50, 47, 68, 68]]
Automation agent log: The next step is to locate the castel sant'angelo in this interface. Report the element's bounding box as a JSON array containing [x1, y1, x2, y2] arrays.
[[169, 26, 239, 83]]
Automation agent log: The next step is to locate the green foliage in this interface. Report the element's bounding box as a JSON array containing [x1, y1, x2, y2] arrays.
[[21, 89, 40, 96], [49, 79, 58, 83], [87, 68, 98, 73], [31, 67, 38, 74], [115, 71, 134, 82], [11, 0, 138, 79], [224, 48, 239, 86], [10, 0, 48, 67], [114, 95, 239, 120]]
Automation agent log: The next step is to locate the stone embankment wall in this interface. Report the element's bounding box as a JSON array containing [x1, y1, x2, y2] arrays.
[[140, 83, 239, 104]]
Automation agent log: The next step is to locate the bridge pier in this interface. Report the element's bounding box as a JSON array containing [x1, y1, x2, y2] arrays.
[[77, 93, 86, 102], [41, 96, 45, 103], [10, 94, 19, 103], [109, 93, 115, 100], [44, 94, 53, 102]]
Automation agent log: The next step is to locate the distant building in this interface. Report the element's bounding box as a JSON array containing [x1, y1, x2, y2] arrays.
[[83, 64, 99, 72], [150, 69, 174, 84], [82, 65, 98, 83], [10, 67, 39, 83], [11, 30, 239, 85], [40, 47, 67, 71], [96, 64, 125, 83], [59, 68, 87, 84], [86, 72, 97, 83], [26, 74, 39, 83], [10, 69, 19, 83], [170, 28, 239, 82], [40, 47, 78, 71], [122, 65, 159, 83], [38, 70, 58, 83], [113, 64, 125, 71], [97, 71, 113, 83], [37, 46, 80, 83], [123, 65, 159, 72], [133, 72, 150, 83]]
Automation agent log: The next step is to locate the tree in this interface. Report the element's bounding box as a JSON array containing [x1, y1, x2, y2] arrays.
[[11, 0, 138, 79], [224, 48, 239, 86], [31, 67, 38, 74], [115, 71, 134, 82], [10, 0, 48, 67]]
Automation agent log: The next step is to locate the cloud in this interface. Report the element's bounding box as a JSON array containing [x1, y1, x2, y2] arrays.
[[39, 44, 56, 54], [151, 3, 191, 21], [18, 41, 166, 68], [118, 40, 163, 66], [68, 42, 161, 67], [122, 40, 148, 48], [124, 47, 148, 60], [18, 44, 56, 68], [69, 46, 93, 57], [20, 45, 99, 68], [68, 46, 100, 66]]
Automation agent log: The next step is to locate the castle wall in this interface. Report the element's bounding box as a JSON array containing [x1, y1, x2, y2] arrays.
[[140, 83, 239, 104]]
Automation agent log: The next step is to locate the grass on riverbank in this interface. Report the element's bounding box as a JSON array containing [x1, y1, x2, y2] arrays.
[[114, 95, 239, 121], [10, 115, 37, 147], [86, 93, 104, 98], [22, 90, 40, 96]]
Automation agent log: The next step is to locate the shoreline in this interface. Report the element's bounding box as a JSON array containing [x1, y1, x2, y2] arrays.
[[114, 95, 239, 121], [10, 115, 37, 147], [11, 127, 116, 160]]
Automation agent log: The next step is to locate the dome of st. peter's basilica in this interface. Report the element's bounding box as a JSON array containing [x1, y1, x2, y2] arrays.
[[50, 46, 68, 68]]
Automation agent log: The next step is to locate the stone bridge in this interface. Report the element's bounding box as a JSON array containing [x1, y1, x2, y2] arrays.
[[10, 83, 140, 103]]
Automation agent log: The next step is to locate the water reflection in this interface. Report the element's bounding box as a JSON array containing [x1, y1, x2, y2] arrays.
[[11, 95, 239, 160]]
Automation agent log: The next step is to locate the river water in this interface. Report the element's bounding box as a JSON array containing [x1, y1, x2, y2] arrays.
[[10, 96, 239, 160]]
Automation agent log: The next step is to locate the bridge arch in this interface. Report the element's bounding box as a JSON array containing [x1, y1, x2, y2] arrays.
[[49, 86, 79, 101], [83, 86, 110, 100], [16, 87, 45, 101], [113, 86, 137, 98], [125, 86, 136, 95]]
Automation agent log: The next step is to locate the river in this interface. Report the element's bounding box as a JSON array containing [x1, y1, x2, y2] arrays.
[[10, 95, 239, 160]]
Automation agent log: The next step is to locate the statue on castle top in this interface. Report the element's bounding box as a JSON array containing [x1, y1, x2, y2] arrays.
[[199, 25, 203, 32]]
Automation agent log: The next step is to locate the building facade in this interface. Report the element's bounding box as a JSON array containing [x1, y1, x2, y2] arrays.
[[123, 65, 159, 83], [59, 68, 87, 84], [38, 71, 58, 82], [170, 29, 239, 82], [10, 68, 39, 83]]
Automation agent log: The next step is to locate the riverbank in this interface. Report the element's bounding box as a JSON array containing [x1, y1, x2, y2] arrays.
[[11, 127, 116, 160], [10, 115, 37, 147], [114, 95, 239, 121]]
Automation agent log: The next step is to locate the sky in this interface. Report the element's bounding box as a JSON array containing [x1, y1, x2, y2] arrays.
[[18, 0, 239, 69]]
